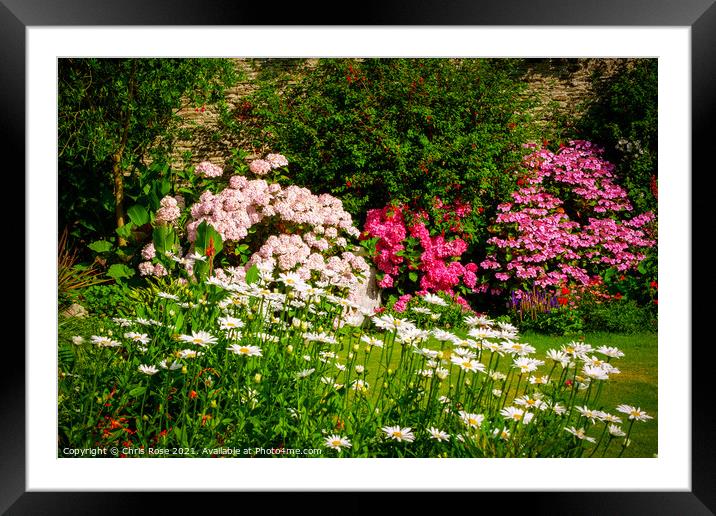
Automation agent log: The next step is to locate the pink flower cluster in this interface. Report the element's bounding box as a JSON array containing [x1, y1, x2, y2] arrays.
[[138, 261, 167, 277], [363, 203, 479, 298], [155, 196, 182, 224], [194, 161, 224, 178], [249, 153, 289, 176], [182, 158, 367, 294], [484, 140, 656, 289]]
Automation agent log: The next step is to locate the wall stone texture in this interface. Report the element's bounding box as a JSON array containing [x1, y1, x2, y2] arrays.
[[165, 58, 639, 171]]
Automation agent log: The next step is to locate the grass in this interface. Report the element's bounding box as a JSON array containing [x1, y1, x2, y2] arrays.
[[335, 328, 658, 458], [59, 308, 658, 458]]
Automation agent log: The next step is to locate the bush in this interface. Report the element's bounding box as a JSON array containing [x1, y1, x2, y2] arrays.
[[136, 154, 371, 303], [361, 202, 478, 304], [579, 297, 656, 334], [233, 58, 535, 243], [78, 284, 132, 318], [480, 140, 656, 294], [576, 60, 658, 214]]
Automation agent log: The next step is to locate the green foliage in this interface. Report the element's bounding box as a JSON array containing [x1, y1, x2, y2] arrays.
[[58, 58, 238, 248], [58, 228, 109, 308], [514, 306, 585, 337], [233, 58, 535, 241], [579, 297, 656, 335], [106, 264, 135, 282], [78, 284, 132, 317], [576, 59, 658, 213]]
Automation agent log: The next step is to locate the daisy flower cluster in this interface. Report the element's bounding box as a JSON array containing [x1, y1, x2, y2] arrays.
[[63, 266, 652, 459]]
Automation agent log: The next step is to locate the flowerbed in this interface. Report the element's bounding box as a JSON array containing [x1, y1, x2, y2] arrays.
[[59, 273, 651, 458]]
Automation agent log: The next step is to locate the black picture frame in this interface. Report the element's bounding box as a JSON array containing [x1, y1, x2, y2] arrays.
[[5, 1, 714, 513]]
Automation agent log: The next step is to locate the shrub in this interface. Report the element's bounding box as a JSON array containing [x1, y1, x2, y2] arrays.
[[480, 140, 656, 294], [78, 284, 132, 318], [576, 59, 658, 214], [361, 202, 479, 306], [137, 154, 371, 303], [233, 58, 534, 242]]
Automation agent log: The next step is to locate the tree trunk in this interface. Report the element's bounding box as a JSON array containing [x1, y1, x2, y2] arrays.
[[113, 60, 137, 247], [112, 153, 127, 246]]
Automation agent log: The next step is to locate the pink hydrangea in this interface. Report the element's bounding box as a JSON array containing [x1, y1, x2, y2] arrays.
[[141, 243, 156, 261], [265, 153, 289, 168], [194, 161, 224, 178], [155, 196, 181, 224], [249, 159, 272, 176]]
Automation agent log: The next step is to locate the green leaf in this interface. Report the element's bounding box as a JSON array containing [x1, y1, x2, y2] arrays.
[[153, 225, 178, 255], [245, 264, 260, 285], [116, 222, 134, 239], [127, 205, 150, 226], [107, 263, 135, 281], [408, 271, 418, 282], [194, 221, 223, 257], [637, 261, 647, 275], [88, 240, 113, 253], [128, 386, 147, 397]]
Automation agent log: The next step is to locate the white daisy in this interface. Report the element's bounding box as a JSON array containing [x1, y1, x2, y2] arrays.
[[459, 411, 485, 429], [616, 404, 654, 421], [227, 344, 263, 357], [382, 425, 415, 442], [564, 426, 596, 443], [138, 364, 159, 375], [124, 332, 150, 345], [596, 346, 625, 358], [427, 427, 450, 441], [90, 335, 121, 348], [323, 434, 352, 451], [421, 293, 447, 306], [218, 316, 245, 330], [179, 331, 218, 347]]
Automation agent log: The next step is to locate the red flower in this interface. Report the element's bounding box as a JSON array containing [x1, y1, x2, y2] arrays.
[[189, 390, 198, 399], [478, 207, 484, 214], [619, 275, 625, 281], [346, 180, 352, 188], [557, 297, 568, 306], [650, 281, 658, 288], [565, 379, 573, 387], [653, 299, 658, 305], [561, 287, 569, 295], [614, 293, 623, 300]]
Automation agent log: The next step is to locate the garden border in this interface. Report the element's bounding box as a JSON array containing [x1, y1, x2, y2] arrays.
[[6, 1, 715, 513]]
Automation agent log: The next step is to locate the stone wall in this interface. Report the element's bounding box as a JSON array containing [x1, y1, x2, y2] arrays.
[[165, 57, 638, 169]]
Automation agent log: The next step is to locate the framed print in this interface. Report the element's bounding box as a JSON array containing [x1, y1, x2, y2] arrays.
[[6, 0, 715, 513]]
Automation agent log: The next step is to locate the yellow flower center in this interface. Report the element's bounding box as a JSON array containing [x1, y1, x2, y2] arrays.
[[392, 431, 402, 438], [240, 347, 250, 354]]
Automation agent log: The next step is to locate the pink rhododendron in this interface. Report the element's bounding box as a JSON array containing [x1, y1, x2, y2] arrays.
[[485, 140, 656, 289], [364, 202, 479, 302]]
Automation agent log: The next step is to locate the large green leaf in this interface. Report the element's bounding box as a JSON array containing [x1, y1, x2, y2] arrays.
[[153, 225, 178, 255], [107, 263, 135, 280], [88, 240, 113, 253], [127, 204, 150, 227], [194, 221, 223, 257], [116, 221, 134, 239], [245, 264, 260, 285]]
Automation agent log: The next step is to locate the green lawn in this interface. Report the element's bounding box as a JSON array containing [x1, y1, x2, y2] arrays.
[[336, 330, 658, 458]]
